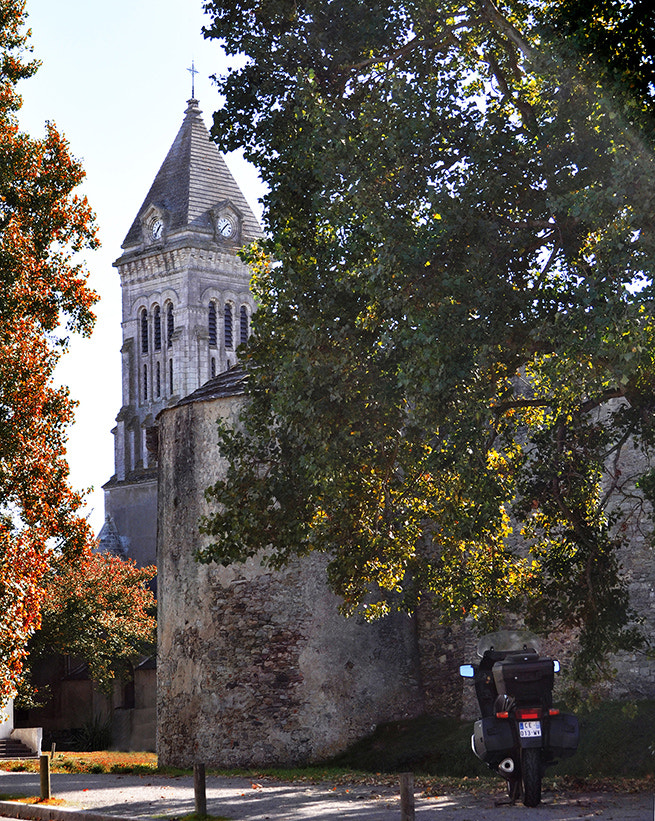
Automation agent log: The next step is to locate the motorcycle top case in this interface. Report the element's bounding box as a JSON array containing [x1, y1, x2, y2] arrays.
[[492, 655, 555, 702], [472, 716, 514, 763], [548, 712, 579, 758]]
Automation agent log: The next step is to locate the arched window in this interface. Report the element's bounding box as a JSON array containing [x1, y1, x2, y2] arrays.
[[208, 302, 217, 347], [140, 308, 148, 354], [224, 303, 233, 349], [156, 361, 161, 398], [240, 305, 249, 345], [143, 364, 148, 401], [167, 303, 174, 348], [154, 305, 161, 351]]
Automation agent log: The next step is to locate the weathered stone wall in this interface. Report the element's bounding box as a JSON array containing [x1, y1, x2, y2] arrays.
[[103, 476, 158, 567], [157, 392, 427, 768], [157, 387, 655, 767], [602, 432, 655, 700], [415, 610, 467, 717]]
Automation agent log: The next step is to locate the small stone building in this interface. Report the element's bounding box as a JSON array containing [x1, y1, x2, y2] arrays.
[[156, 369, 462, 767]]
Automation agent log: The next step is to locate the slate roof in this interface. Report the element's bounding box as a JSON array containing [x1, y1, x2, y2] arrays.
[[122, 99, 262, 249], [96, 514, 128, 557], [175, 365, 248, 407]]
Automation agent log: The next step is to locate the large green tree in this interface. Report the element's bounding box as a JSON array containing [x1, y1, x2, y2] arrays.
[[0, 0, 98, 699], [549, 0, 655, 128], [200, 0, 655, 680]]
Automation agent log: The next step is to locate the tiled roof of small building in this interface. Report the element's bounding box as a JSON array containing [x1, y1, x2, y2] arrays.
[[175, 365, 248, 406]]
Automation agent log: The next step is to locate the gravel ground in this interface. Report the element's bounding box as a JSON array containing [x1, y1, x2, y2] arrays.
[[0, 771, 653, 820]]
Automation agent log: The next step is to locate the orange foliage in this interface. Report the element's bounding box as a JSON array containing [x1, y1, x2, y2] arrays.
[[0, 1, 99, 700], [32, 550, 156, 693]]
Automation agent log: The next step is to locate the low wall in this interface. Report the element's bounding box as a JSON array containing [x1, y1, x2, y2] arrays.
[[11, 727, 42, 756]]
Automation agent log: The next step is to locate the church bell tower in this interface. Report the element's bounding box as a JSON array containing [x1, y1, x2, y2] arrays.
[[100, 98, 262, 566]]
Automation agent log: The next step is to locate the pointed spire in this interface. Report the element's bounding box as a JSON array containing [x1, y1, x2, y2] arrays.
[[121, 99, 262, 251], [97, 514, 128, 558]]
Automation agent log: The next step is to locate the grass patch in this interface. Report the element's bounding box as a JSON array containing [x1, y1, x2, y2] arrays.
[[0, 751, 158, 775], [552, 700, 655, 778], [324, 700, 655, 784], [327, 714, 484, 777]]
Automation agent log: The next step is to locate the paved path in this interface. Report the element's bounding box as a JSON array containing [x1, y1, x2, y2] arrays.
[[0, 771, 653, 820]]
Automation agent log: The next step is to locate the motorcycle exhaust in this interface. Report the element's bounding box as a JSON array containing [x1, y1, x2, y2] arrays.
[[499, 757, 515, 774]]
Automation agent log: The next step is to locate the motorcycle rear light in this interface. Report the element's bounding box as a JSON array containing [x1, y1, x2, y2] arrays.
[[495, 711, 509, 719], [515, 708, 541, 720], [549, 708, 560, 716]]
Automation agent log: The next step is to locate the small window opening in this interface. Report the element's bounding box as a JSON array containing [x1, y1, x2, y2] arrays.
[[167, 303, 174, 348], [154, 305, 161, 351], [211, 357, 216, 378], [169, 359, 174, 394], [156, 361, 161, 398], [240, 305, 249, 345], [141, 308, 148, 354], [224, 303, 233, 349], [143, 364, 148, 401], [208, 302, 217, 347]]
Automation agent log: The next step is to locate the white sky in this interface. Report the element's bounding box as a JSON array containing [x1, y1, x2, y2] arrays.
[[18, 0, 265, 535]]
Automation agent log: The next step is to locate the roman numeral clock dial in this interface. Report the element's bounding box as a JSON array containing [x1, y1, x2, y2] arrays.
[[217, 215, 235, 238], [149, 217, 164, 240]]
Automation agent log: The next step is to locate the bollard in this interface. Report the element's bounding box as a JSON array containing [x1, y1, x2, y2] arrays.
[[399, 772, 415, 821], [194, 761, 207, 817], [40, 754, 51, 800]]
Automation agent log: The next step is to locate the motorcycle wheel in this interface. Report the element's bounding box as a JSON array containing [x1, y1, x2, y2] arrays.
[[521, 747, 542, 807]]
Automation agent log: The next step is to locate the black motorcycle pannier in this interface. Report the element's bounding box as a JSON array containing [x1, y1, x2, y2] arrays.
[[472, 716, 514, 762], [548, 712, 579, 758], [493, 655, 555, 702]]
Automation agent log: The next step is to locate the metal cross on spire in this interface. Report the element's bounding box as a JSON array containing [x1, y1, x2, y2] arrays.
[[187, 61, 199, 98]]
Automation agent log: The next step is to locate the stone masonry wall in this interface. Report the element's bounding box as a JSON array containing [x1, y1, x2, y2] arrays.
[[602, 434, 655, 700], [157, 393, 427, 768], [157, 390, 655, 768]]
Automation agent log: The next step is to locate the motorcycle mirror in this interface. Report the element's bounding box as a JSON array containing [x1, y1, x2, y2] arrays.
[[553, 659, 561, 673], [459, 664, 475, 678]]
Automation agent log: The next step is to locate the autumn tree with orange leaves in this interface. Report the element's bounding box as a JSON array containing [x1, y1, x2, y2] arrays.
[[0, 0, 99, 702], [24, 552, 156, 698]]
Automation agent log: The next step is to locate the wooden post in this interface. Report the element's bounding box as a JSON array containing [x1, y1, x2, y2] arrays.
[[194, 762, 207, 817], [399, 772, 415, 821], [39, 754, 51, 800]]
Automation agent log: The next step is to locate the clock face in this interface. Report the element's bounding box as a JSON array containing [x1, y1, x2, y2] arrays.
[[216, 214, 236, 238], [149, 217, 164, 240]]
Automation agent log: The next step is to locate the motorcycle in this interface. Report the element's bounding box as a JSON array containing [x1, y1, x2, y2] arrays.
[[460, 630, 579, 806]]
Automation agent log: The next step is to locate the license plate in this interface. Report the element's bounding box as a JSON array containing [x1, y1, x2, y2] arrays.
[[519, 720, 542, 738]]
